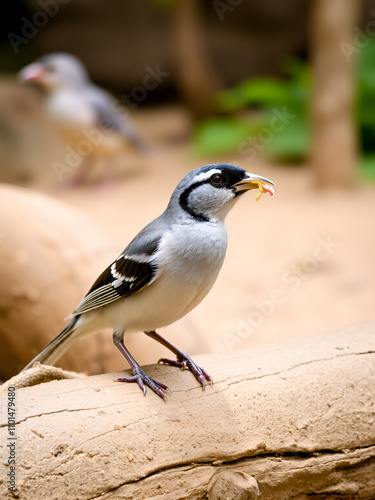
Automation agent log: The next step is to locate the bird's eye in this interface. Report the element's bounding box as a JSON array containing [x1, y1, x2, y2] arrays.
[[211, 174, 224, 186]]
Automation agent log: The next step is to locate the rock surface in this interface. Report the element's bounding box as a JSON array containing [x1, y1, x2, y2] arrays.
[[1, 322, 374, 499]]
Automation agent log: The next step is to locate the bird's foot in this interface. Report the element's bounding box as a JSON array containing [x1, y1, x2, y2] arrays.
[[158, 353, 213, 389], [116, 367, 170, 401]]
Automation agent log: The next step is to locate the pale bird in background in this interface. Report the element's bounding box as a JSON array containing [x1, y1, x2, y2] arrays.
[[18, 52, 148, 185]]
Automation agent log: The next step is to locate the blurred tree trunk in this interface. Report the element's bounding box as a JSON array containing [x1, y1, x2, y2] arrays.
[[170, 0, 222, 120], [310, 0, 360, 188]]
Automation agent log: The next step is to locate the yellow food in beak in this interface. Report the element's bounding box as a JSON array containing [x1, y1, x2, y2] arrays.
[[255, 182, 275, 201], [232, 173, 275, 201]]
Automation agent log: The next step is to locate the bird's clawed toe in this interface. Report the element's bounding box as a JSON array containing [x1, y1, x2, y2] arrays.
[[116, 368, 171, 400], [158, 355, 213, 389]]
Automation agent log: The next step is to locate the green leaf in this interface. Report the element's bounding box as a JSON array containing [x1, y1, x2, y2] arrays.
[[194, 56, 312, 161], [217, 78, 293, 112], [356, 39, 375, 156], [359, 155, 375, 182], [192, 117, 264, 156], [283, 57, 311, 87], [265, 116, 310, 161]]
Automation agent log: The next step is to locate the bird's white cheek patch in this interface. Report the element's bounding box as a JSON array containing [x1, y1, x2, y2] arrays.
[[192, 169, 221, 183]]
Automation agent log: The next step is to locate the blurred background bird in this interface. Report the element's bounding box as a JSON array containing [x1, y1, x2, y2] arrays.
[[18, 52, 149, 186]]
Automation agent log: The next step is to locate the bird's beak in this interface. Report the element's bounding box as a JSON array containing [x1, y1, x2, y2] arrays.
[[232, 172, 275, 197], [18, 63, 47, 83]]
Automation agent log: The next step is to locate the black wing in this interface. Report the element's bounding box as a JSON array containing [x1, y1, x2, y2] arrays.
[[71, 254, 157, 317], [70, 215, 170, 317], [71, 220, 164, 319]]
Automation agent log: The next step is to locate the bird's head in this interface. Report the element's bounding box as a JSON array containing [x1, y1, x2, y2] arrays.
[[168, 164, 275, 223], [18, 53, 89, 91]]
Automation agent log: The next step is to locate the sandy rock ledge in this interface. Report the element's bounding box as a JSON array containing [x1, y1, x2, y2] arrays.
[[1, 321, 375, 499]]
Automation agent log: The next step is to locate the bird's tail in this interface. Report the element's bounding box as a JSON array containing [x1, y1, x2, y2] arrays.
[[22, 316, 80, 371]]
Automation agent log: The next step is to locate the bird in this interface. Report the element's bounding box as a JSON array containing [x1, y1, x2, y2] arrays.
[[22, 163, 275, 399], [18, 52, 147, 185]]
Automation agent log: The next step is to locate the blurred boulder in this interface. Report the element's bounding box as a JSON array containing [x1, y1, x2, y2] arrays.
[[0, 184, 125, 378]]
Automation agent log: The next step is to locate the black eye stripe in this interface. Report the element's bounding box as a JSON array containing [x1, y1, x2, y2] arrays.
[[178, 169, 246, 221], [179, 180, 210, 222]]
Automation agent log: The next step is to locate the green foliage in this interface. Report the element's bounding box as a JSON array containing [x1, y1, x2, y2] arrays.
[[359, 155, 375, 181], [357, 38, 375, 154], [193, 41, 375, 177], [216, 78, 293, 113], [264, 113, 310, 161], [192, 117, 261, 156], [193, 58, 311, 162], [217, 58, 310, 113]]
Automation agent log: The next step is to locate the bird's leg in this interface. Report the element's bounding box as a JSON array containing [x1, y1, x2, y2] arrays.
[[144, 330, 213, 389], [113, 331, 170, 400]]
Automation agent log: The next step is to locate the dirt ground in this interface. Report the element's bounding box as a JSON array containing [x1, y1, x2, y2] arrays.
[[25, 105, 374, 367]]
